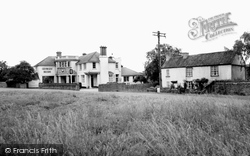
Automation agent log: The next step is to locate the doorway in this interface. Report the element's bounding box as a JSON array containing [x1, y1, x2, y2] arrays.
[[91, 75, 94, 87]]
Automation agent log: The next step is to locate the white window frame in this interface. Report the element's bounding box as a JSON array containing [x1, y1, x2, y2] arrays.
[[124, 76, 129, 82], [186, 67, 193, 77], [109, 74, 113, 82], [187, 81, 192, 89], [81, 75, 85, 83], [166, 81, 170, 88], [211, 66, 219, 77], [166, 69, 170, 77]]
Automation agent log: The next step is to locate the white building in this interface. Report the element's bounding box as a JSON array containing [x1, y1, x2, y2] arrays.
[[121, 66, 142, 84], [34, 46, 122, 88], [161, 51, 246, 88]]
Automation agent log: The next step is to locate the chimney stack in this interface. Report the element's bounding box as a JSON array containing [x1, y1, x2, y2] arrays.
[[100, 46, 107, 56], [56, 51, 62, 57]]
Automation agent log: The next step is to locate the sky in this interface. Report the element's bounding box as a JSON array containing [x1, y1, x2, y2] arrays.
[[0, 0, 249, 72]]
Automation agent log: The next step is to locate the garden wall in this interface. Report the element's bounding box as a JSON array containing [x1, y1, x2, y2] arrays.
[[0, 82, 7, 88], [5, 81, 28, 88], [98, 83, 153, 92], [39, 83, 80, 91], [211, 80, 250, 95]]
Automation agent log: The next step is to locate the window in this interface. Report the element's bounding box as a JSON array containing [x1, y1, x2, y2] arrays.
[[187, 81, 193, 89], [116, 74, 119, 82], [211, 66, 219, 77], [124, 76, 129, 82], [166, 81, 170, 88], [93, 62, 96, 69], [79, 64, 82, 70], [68, 61, 70, 67], [166, 69, 170, 77], [115, 62, 119, 68], [186, 68, 193, 77], [81, 75, 85, 83], [109, 73, 113, 82], [42, 68, 52, 70], [84, 63, 86, 70]]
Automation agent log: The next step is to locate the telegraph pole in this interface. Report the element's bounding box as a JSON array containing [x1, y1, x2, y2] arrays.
[[153, 31, 166, 91]]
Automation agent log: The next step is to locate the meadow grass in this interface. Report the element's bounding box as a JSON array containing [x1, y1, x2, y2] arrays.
[[0, 89, 250, 155]]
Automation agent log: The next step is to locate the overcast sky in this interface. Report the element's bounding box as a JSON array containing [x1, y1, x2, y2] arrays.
[[0, 0, 249, 72]]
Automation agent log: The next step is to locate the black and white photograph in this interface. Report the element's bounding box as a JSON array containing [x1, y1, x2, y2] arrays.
[[0, 0, 250, 155]]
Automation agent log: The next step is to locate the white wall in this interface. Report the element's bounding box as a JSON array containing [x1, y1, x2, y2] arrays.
[[36, 66, 56, 83], [28, 80, 40, 88], [108, 62, 122, 82], [114, 57, 122, 82], [161, 65, 232, 88], [99, 56, 109, 84], [70, 61, 78, 72]]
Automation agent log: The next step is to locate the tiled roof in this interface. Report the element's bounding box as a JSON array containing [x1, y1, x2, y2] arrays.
[[108, 57, 116, 63], [76, 52, 100, 64], [162, 51, 237, 68], [76, 52, 117, 64], [35, 52, 117, 66], [34, 56, 56, 67], [121, 67, 142, 76]]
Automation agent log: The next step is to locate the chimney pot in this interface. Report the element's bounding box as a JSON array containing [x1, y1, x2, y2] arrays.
[[100, 46, 107, 56], [56, 51, 62, 57]]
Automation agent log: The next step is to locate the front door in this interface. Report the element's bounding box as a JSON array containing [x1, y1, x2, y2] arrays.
[[91, 75, 94, 87]]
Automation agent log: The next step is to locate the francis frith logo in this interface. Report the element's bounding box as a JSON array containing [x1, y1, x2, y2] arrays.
[[188, 12, 237, 41]]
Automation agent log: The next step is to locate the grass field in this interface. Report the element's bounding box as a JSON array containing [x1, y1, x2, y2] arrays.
[[0, 89, 250, 155]]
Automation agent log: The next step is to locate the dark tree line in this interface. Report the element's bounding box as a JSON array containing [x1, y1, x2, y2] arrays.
[[0, 61, 37, 84]]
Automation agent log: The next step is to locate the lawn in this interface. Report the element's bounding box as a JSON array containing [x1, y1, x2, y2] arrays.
[[0, 89, 250, 155]]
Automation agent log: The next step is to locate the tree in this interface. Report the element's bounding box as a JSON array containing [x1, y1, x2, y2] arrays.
[[0, 61, 8, 81], [144, 44, 181, 83], [232, 32, 250, 79], [233, 32, 250, 62], [7, 61, 36, 84], [193, 78, 208, 91], [133, 75, 148, 83]]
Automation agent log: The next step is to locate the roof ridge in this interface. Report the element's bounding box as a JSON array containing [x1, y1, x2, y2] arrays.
[[187, 51, 233, 57], [34, 56, 55, 67], [162, 50, 238, 68], [88, 52, 98, 62]]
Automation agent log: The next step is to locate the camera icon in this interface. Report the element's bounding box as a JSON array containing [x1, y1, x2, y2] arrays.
[[5, 148, 11, 153]]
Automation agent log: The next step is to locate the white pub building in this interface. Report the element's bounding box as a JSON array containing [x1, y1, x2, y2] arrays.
[[34, 46, 122, 88]]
